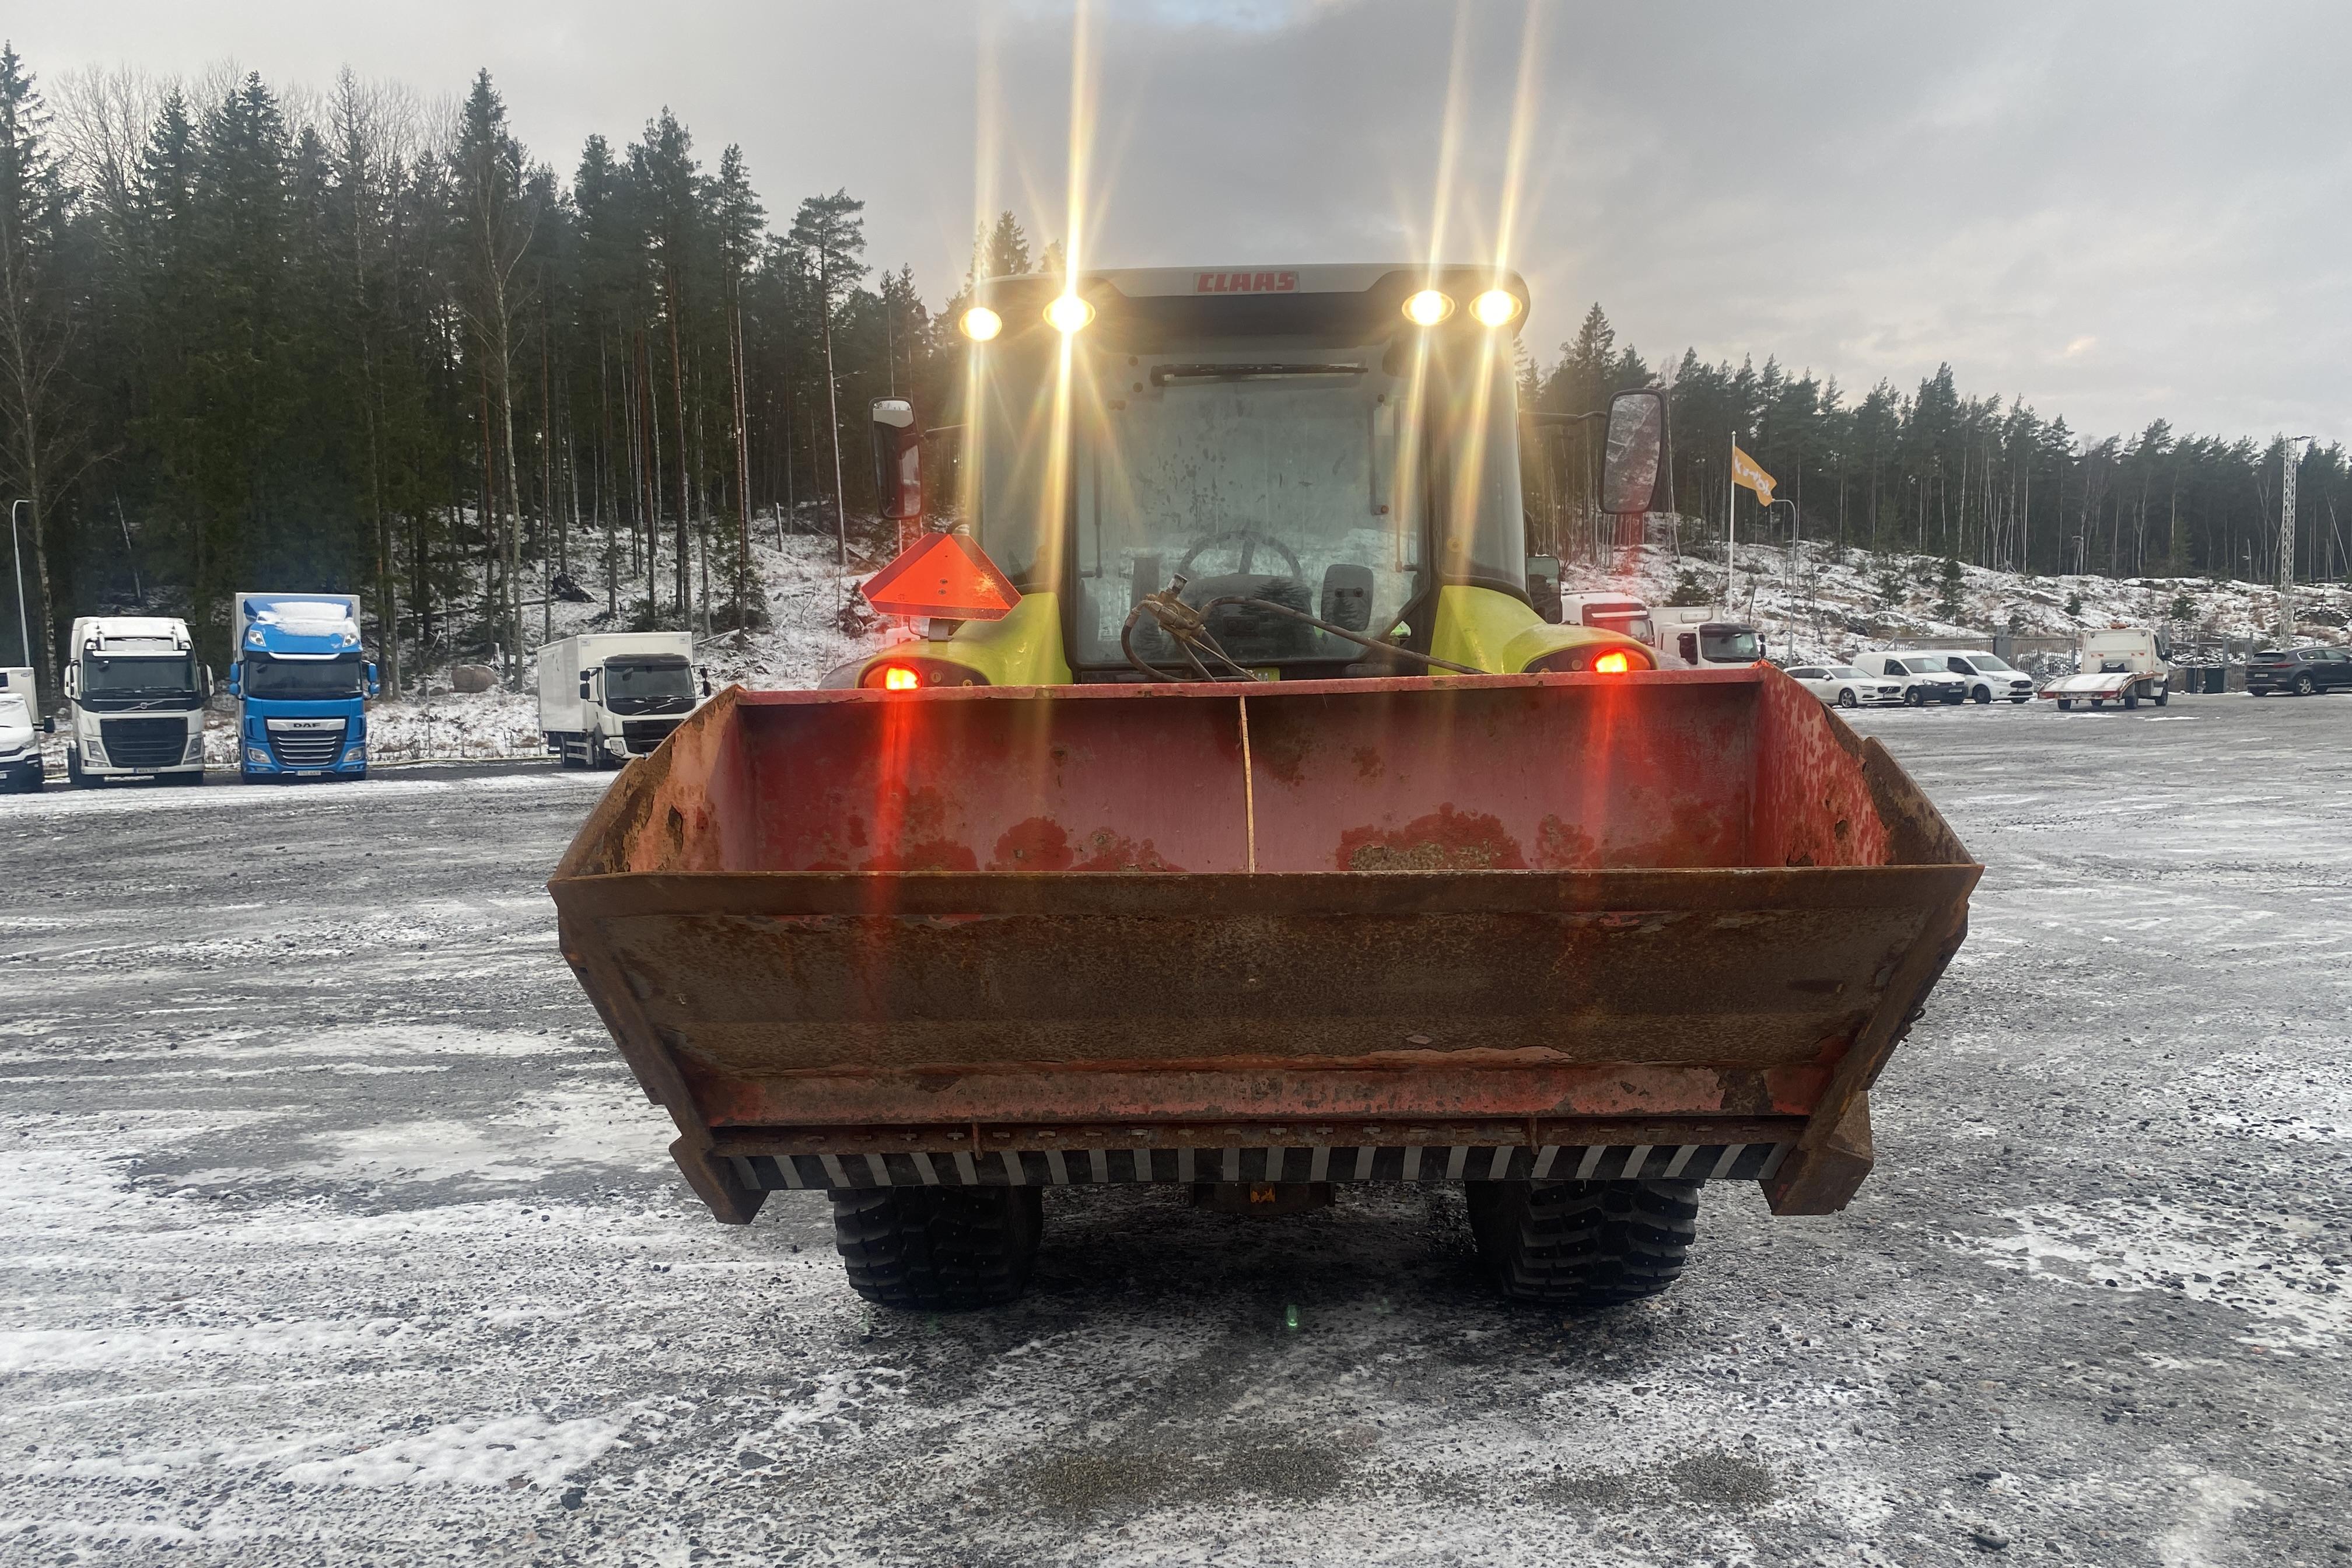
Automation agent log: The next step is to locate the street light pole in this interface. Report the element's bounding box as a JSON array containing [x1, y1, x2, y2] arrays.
[[8, 499, 30, 677], [2278, 436, 2311, 648]]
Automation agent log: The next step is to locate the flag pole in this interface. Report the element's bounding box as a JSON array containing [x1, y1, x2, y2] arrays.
[[1726, 432, 1737, 611]]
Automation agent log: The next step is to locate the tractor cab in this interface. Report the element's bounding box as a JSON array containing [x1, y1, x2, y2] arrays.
[[838, 265, 1670, 689]]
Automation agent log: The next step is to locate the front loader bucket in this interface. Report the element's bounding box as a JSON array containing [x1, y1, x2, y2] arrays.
[[549, 670, 1979, 1222]]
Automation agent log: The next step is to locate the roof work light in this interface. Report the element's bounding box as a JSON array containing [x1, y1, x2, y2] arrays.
[[1402, 289, 1454, 327]]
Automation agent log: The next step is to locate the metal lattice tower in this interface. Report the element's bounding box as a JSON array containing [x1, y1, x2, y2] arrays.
[[2279, 437, 2310, 647]]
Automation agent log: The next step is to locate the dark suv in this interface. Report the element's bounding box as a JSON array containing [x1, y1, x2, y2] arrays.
[[2248, 646, 2352, 696]]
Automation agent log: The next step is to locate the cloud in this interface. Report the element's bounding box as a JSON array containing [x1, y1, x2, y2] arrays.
[[15, 0, 2351, 442]]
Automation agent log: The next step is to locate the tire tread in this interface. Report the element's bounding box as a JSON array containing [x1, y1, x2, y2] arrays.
[[1466, 1179, 1701, 1309]]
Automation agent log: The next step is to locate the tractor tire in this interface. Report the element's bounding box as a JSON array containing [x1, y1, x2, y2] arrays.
[[2294, 673, 2316, 697], [1836, 688, 1859, 709], [2123, 689, 2140, 709], [1465, 1178, 1702, 1310], [831, 1185, 1042, 1311], [2057, 699, 2074, 710]]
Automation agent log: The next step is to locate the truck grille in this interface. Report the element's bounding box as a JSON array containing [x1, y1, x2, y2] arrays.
[[621, 719, 681, 753], [99, 716, 190, 769], [267, 720, 346, 769]]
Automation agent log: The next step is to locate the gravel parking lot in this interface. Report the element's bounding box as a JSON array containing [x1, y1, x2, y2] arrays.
[[2, 696, 2347, 1566]]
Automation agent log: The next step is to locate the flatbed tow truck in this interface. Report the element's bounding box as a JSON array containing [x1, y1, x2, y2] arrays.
[[2040, 626, 2176, 710]]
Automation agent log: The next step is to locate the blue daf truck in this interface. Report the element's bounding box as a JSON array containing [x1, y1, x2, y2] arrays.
[[227, 592, 378, 783]]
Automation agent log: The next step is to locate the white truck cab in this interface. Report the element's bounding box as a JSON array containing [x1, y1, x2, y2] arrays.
[[0, 666, 46, 792], [537, 633, 708, 769], [1656, 607, 1765, 668], [62, 617, 212, 786]]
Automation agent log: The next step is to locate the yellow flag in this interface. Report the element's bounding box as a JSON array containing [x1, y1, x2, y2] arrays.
[[1732, 445, 1777, 506]]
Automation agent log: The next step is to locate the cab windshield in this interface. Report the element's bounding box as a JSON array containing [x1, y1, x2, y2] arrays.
[[1070, 354, 1417, 670], [245, 654, 365, 699], [1701, 626, 1761, 663], [604, 656, 695, 714], [80, 653, 201, 709]]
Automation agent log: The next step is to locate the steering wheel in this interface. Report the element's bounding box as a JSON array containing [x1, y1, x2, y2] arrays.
[[1175, 530, 1302, 584]]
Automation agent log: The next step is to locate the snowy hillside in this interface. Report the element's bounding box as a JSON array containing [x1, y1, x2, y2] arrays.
[[1567, 537, 2352, 670]]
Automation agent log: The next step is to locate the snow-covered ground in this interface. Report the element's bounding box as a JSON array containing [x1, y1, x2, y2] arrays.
[[2, 697, 2349, 1564]]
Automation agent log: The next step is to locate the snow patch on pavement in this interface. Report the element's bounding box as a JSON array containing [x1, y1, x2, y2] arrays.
[[274, 1410, 631, 1489], [1957, 1199, 2352, 1349]]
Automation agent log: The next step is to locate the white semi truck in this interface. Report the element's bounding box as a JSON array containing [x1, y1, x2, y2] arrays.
[[61, 617, 212, 786], [0, 665, 44, 792], [537, 633, 707, 769]]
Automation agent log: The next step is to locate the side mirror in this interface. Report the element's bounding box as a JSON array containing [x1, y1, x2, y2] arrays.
[[365, 662, 380, 701], [697, 666, 713, 699], [1600, 389, 1673, 517], [870, 398, 922, 522], [43, 714, 55, 734], [1524, 554, 1563, 624], [578, 674, 592, 699], [64, 666, 78, 700], [225, 663, 241, 698]]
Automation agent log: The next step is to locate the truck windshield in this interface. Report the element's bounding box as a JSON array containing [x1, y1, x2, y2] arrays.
[[1070, 356, 1418, 669], [245, 655, 365, 699], [605, 657, 695, 713], [1701, 626, 1761, 663], [80, 654, 201, 708]]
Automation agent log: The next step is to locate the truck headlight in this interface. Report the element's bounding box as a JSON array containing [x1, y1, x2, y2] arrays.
[[342, 745, 366, 763], [83, 737, 106, 764], [246, 746, 271, 768], [183, 737, 204, 764]]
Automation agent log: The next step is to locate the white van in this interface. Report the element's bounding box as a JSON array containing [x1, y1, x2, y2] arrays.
[[1900, 649, 2038, 705], [1850, 652, 1968, 706], [0, 666, 45, 792]]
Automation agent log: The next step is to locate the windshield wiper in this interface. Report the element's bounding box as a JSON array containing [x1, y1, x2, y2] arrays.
[[1149, 363, 1366, 386]]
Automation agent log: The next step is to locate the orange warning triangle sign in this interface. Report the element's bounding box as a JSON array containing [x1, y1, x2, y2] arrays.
[[859, 531, 1022, 621]]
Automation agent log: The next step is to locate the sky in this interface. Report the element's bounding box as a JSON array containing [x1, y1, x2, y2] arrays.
[[15, 0, 2352, 446]]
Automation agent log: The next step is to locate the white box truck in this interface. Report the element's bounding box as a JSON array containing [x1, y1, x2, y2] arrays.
[[538, 633, 706, 769], [61, 617, 211, 786]]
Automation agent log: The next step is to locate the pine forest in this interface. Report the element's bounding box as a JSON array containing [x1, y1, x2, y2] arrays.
[[2, 47, 2345, 699]]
